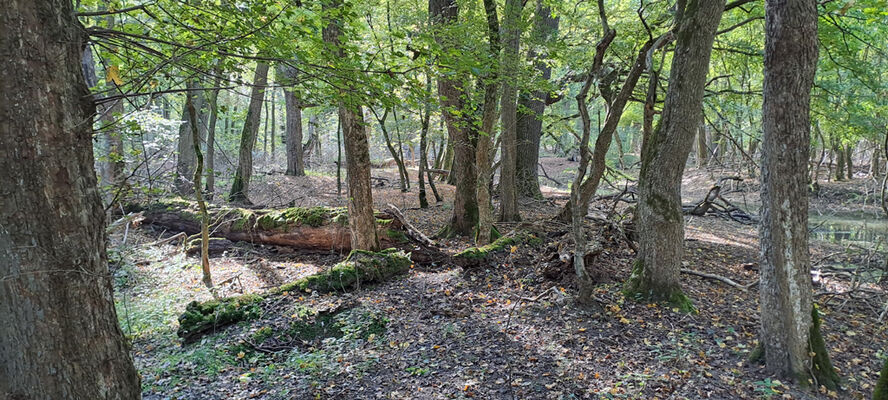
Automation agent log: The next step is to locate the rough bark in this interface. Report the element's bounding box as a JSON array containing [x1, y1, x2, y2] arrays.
[[229, 63, 270, 203], [0, 0, 141, 397], [516, 1, 559, 199], [696, 124, 709, 167], [279, 64, 305, 176], [759, 0, 838, 388], [624, 0, 725, 308], [430, 0, 479, 236], [324, 0, 379, 250], [845, 143, 854, 179]]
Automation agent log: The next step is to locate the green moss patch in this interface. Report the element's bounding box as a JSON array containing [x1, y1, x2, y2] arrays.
[[177, 294, 263, 343], [177, 249, 409, 343], [807, 305, 840, 390]]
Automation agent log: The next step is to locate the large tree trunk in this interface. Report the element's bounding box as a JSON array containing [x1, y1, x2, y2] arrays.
[[515, 0, 559, 199], [0, 0, 140, 397], [498, 0, 523, 222], [430, 0, 479, 236], [624, 0, 725, 307], [176, 80, 206, 195], [229, 63, 269, 203], [758, 0, 838, 388], [325, 0, 379, 250]]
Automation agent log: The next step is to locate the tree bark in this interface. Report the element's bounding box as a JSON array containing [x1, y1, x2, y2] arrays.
[[516, 1, 559, 199], [229, 63, 270, 203], [325, 0, 379, 250], [625, 0, 725, 307], [498, 0, 523, 222], [845, 143, 853, 179], [430, 0, 479, 236], [0, 0, 140, 397], [758, 0, 838, 388]]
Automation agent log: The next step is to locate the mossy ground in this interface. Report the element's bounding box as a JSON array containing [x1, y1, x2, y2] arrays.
[[454, 231, 538, 261], [874, 356, 888, 400]]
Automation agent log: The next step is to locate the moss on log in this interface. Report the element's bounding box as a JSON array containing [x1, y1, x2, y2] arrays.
[[128, 199, 404, 251], [454, 233, 529, 260], [176, 249, 410, 343]]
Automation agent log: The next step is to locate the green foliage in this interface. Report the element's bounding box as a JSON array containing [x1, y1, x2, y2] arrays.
[[875, 356, 888, 400]]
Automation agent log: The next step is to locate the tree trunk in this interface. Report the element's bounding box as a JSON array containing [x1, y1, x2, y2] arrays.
[[270, 89, 277, 161], [515, 0, 559, 199], [176, 80, 206, 195], [0, 0, 140, 397], [325, 0, 379, 250], [229, 62, 269, 203], [625, 0, 725, 308], [696, 123, 708, 167], [845, 143, 853, 179], [758, 0, 838, 388], [476, 0, 501, 245], [279, 64, 305, 176], [498, 0, 523, 222], [373, 107, 410, 192], [431, 0, 479, 236], [418, 76, 433, 209], [205, 74, 222, 200]]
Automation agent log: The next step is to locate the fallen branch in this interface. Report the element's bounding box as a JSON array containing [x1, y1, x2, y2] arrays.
[[143, 231, 187, 247], [680, 268, 756, 291], [385, 204, 435, 247]]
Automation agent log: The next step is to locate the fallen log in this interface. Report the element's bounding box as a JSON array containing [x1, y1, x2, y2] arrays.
[[177, 248, 411, 343], [127, 199, 410, 252]]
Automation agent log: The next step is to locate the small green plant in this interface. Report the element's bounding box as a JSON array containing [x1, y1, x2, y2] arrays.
[[406, 366, 431, 376], [753, 378, 781, 399]]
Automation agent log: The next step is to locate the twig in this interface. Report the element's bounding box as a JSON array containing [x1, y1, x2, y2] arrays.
[[143, 231, 186, 247]]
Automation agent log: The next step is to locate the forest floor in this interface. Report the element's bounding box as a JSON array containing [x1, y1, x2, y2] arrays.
[[111, 163, 887, 399]]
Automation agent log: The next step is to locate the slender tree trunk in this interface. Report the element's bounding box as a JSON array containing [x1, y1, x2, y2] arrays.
[[759, 0, 838, 388], [1, 0, 140, 396], [186, 93, 213, 288], [418, 75, 434, 208], [205, 74, 222, 200], [373, 107, 410, 192], [834, 138, 845, 181], [325, 0, 379, 250], [393, 108, 410, 188], [498, 0, 523, 222], [176, 80, 206, 195], [229, 63, 269, 203], [476, 0, 501, 245], [554, 38, 658, 222], [845, 143, 854, 179], [515, 0, 559, 199], [625, 0, 725, 307], [270, 89, 276, 162], [696, 124, 708, 167], [431, 0, 479, 236]]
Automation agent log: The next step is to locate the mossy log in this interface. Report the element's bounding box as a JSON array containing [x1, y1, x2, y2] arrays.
[[176, 249, 410, 343], [128, 199, 409, 251], [454, 232, 540, 266]]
